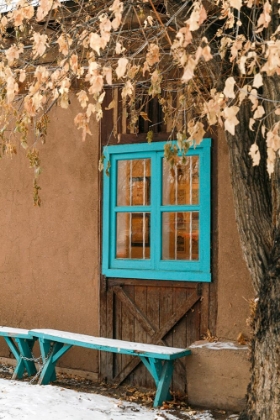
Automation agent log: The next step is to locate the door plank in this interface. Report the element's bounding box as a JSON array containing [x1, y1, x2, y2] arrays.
[[121, 286, 135, 381], [100, 276, 108, 381], [133, 286, 148, 386], [146, 286, 160, 341], [160, 287, 173, 347], [114, 286, 122, 379], [172, 288, 188, 393], [105, 287, 114, 382]]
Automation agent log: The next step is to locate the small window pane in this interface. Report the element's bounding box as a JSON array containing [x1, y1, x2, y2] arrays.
[[117, 159, 151, 206], [162, 212, 199, 260], [116, 213, 150, 259], [162, 156, 199, 205]]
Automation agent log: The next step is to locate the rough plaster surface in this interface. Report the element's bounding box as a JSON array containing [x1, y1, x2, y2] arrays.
[[0, 118, 254, 409], [186, 341, 250, 411], [215, 132, 254, 341], [0, 97, 100, 372]]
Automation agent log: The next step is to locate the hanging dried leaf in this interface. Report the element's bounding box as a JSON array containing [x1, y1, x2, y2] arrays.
[[253, 73, 263, 88], [249, 143, 261, 166], [140, 112, 151, 122], [116, 57, 129, 79], [105, 100, 116, 110], [223, 77, 236, 99]]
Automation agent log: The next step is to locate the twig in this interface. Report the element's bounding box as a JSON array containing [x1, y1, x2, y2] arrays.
[[148, 0, 172, 46]]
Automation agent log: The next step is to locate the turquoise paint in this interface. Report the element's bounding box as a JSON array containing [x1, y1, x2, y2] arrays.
[[2, 335, 37, 379], [139, 356, 158, 383], [52, 344, 73, 364], [153, 360, 174, 407], [4, 337, 20, 362], [30, 329, 191, 407], [31, 331, 191, 360], [15, 338, 37, 377], [101, 267, 211, 281], [102, 139, 211, 282]]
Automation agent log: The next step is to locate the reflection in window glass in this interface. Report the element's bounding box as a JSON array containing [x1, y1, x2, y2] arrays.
[[162, 212, 199, 260], [117, 159, 151, 206], [162, 156, 199, 205], [116, 213, 150, 259]]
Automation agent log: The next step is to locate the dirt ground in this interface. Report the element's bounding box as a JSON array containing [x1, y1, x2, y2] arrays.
[[0, 364, 239, 420]]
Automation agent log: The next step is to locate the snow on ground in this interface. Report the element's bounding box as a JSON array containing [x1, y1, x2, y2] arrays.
[[190, 341, 248, 351], [0, 378, 217, 420]]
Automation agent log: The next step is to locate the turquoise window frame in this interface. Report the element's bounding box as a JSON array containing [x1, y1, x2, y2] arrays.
[[102, 139, 211, 282]]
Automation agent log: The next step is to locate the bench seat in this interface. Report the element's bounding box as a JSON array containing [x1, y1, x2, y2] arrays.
[[0, 326, 37, 379], [29, 328, 191, 407]]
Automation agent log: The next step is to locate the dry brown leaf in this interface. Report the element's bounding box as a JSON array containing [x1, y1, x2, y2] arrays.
[[105, 100, 116, 110], [237, 332, 248, 345], [202, 329, 218, 342], [140, 112, 152, 122]]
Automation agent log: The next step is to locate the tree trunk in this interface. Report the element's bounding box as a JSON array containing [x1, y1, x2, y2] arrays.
[[246, 266, 280, 419], [225, 73, 280, 417]]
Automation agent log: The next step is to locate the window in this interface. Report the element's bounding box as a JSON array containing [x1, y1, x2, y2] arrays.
[[102, 140, 211, 282]]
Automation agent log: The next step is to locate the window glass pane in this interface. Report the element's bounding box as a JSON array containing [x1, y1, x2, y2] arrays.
[[162, 212, 199, 260], [116, 212, 150, 259], [162, 156, 199, 205], [117, 159, 151, 206]]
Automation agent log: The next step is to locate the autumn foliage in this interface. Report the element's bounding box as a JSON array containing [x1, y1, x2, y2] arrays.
[[0, 0, 279, 179]]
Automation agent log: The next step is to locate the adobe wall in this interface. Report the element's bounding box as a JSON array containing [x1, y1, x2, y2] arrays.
[[0, 106, 254, 410], [214, 129, 254, 341], [0, 96, 100, 373]]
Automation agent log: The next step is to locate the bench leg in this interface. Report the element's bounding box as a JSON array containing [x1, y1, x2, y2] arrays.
[[38, 340, 62, 384], [14, 338, 37, 378], [38, 339, 72, 385], [4, 337, 37, 379], [140, 357, 174, 407], [153, 360, 174, 407]]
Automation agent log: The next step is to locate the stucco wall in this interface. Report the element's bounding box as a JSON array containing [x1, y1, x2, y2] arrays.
[[186, 341, 250, 411], [0, 109, 255, 405], [0, 97, 100, 372], [215, 130, 254, 340]]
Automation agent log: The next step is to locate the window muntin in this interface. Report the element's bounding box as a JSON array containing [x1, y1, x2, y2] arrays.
[[102, 140, 211, 282]]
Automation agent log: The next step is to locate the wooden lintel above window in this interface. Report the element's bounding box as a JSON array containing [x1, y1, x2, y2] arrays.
[[118, 132, 172, 145]]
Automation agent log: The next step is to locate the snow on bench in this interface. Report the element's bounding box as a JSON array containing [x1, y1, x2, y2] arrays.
[[0, 326, 37, 379], [29, 328, 191, 407]]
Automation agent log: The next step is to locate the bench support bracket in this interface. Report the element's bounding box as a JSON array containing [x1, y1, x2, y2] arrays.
[[38, 339, 72, 385], [4, 337, 37, 379], [139, 356, 173, 407]]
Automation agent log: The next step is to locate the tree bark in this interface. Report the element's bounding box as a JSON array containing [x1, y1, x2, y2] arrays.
[[246, 264, 280, 419], [226, 100, 272, 292], [226, 76, 280, 418]]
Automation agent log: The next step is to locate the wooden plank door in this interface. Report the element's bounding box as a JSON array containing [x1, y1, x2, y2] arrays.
[[100, 277, 209, 394]]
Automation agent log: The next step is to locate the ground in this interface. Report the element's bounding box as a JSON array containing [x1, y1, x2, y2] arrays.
[[0, 363, 239, 419]]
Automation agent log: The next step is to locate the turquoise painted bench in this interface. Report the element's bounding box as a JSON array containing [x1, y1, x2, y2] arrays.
[[0, 326, 37, 379], [29, 328, 191, 407]]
